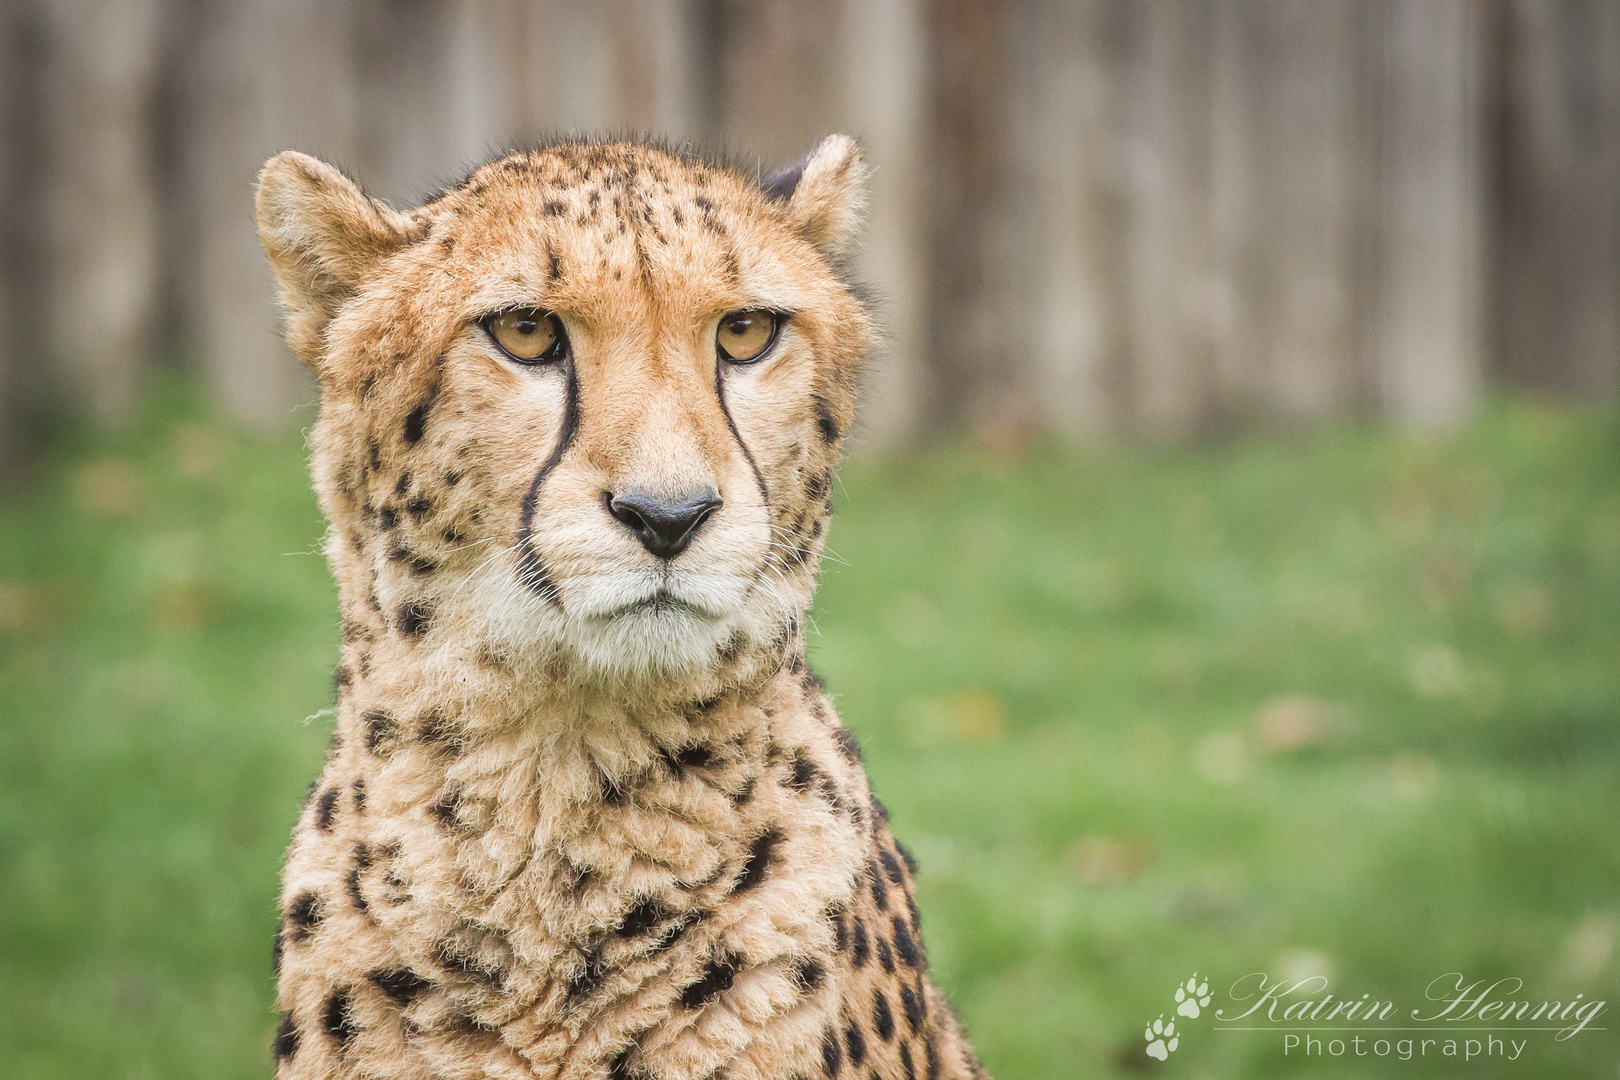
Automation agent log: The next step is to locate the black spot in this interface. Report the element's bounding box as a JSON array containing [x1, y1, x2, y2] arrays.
[[418, 710, 464, 753], [870, 860, 889, 910], [377, 505, 398, 530], [814, 395, 840, 443], [680, 954, 738, 1008], [352, 778, 367, 811], [790, 956, 826, 992], [364, 710, 400, 755], [873, 989, 895, 1041], [833, 728, 863, 764], [733, 828, 782, 893], [396, 602, 431, 637], [821, 1026, 843, 1076], [428, 787, 462, 829], [608, 1045, 643, 1080], [444, 470, 462, 487], [907, 889, 920, 931], [675, 743, 714, 768], [272, 924, 284, 974], [368, 438, 382, 472], [877, 936, 894, 973], [403, 398, 432, 446], [872, 796, 891, 824], [323, 987, 357, 1051], [817, 774, 848, 814], [845, 1015, 867, 1066], [347, 844, 372, 911], [805, 470, 830, 504], [544, 200, 566, 216], [651, 915, 695, 952], [334, 665, 352, 696], [896, 840, 919, 875], [438, 934, 509, 987], [617, 897, 670, 938], [925, 1035, 940, 1080], [900, 1042, 916, 1080], [893, 915, 922, 968], [786, 752, 818, 792], [273, 1012, 299, 1061], [315, 788, 339, 831], [833, 909, 849, 951], [394, 471, 411, 496], [369, 966, 430, 1006], [285, 891, 321, 941], [880, 847, 906, 885], [728, 776, 757, 806], [405, 496, 433, 521], [852, 918, 869, 967], [900, 983, 923, 1033]]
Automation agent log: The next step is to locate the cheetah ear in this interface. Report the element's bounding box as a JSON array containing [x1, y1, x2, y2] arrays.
[[762, 134, 868, 258], [255, 151, 419, 368]]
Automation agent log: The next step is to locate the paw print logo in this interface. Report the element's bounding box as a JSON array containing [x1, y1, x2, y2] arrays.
[[1175, 973, 1211, 1019], [1144, 1015, 1179, 1061]]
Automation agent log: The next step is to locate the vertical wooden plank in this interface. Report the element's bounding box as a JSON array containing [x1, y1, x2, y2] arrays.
[[1493, 0, 1620, 395], [37, 0, 165, 421], [601, 0, 707, 138], [351, 0, 499, 205], [1015, 0, 1129, 438], [1372, 0, 1486, 426], [842, 0, 928, 447], [183, 0, 358, 423], [921, 0, 1022, 432], [1210, 0, 1361, 424], [1121, 0, 1216, 435], [712, 0, 847, 169]]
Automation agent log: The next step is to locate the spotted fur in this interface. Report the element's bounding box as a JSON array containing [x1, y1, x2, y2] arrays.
[[257, 136, 988, 1080]]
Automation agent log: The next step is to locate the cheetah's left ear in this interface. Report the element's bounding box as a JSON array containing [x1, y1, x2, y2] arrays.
[[761, 134, 868, 258], [256, 151, 421, 370]]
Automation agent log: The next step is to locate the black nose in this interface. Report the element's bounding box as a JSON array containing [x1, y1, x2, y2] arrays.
[[605, 489, 723, 560]]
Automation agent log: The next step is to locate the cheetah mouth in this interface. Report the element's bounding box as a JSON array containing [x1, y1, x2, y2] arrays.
[[593, 589, 722, 623]]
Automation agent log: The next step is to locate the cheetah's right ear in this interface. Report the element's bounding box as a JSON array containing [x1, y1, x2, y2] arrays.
[[256, 151, 419, 368], [761, 134, 868, 259]]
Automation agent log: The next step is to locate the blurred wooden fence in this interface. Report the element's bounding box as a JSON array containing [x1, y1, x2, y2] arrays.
[[1, 0, 1616, 462]]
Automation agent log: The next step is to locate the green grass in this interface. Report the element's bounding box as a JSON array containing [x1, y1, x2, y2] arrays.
[[2, 386, 1617, 1078]]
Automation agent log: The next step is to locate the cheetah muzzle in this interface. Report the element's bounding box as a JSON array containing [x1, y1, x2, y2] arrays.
[[257, 135, 990, 1080]]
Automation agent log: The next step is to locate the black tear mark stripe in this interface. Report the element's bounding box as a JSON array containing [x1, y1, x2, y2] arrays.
[[515, 357, 580, 604], [714, 359, 770, 508]]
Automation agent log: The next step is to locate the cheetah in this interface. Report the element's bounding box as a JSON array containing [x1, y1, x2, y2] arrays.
[[255, 135, 990, 1080]]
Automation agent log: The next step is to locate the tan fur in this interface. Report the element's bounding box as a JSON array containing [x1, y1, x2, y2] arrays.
[[256, 137, 988, 1080]]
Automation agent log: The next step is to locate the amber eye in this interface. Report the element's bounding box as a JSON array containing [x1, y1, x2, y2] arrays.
[[716, 310, 782, 363], [485, 308, 563, 363]]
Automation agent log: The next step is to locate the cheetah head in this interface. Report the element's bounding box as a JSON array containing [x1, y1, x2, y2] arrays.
[[256, 138, 871, 690]]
